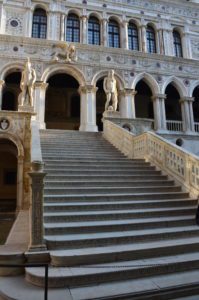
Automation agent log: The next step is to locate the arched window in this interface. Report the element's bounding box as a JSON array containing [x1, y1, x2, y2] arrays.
[[66, 14, 80, 43], [146, 25, 156, 53], [128, 22, 139, 51], [32, 8, 47, 39], [88, 17, 100, 45], [173, 30, 183, 57], [108, 20, 120, 48]]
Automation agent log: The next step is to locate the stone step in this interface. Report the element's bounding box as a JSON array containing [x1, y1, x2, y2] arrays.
[[43, 206, 196, 223], [44, 165, 156, 171], [45, 174, 169, 181], [42, 157, 143, 162], [44, 216, 195, 235], [44, 160, 151, 166], [44, 169, 162, 175], [44, 179, 175, 188], [43, 198, 197, 212], [25, 252, 199, 288], [44, 192, 190, 202], [45, 225, 199, 249], [43, 185, 182, 195], [49, 236, 199, 267]]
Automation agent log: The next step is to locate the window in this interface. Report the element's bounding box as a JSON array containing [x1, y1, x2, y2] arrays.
[[146, 25, 156, 53], [128, 22, 139, 51], [108, 20, 120, 48], [88, 17, 100, 45], [66, 14, 80, 43], [32, 8, 47, 39], [173, 30, 183, 57]]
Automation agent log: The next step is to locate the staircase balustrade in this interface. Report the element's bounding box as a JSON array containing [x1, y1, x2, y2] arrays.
[[166, 120, 183, 132], [104, 120, 199, 196]]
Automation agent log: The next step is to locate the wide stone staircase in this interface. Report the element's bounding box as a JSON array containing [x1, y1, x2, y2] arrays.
[[26, 130, 199, 298]]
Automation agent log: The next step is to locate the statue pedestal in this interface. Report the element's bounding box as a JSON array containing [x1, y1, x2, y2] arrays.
[[18, 105, 34, 113], [103, 110, 121, 118]]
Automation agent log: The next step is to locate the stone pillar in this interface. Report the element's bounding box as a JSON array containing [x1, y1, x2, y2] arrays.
[[81, 16, 88, 44], [120, 89, 136, 118], [181, 32, 192, 59], [0, 80, 5, 110], [34, 81, 49, 129], [16, 155, 24, 211], [28, 161, 46, 251], [122, 20, 129, 49], [180, 97, 195, 133], [79, 85, 98, 132], [158, 28, 164, 55], [140, 25, 147, 52], [102, 18, 108, 47], [163, 29, 173, 56], [151, 94, 167, 132], [60, 14, 66, 41]]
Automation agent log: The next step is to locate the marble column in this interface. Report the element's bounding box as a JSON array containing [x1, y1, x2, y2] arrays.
[[180, 97, 195, 133], [122, 20, 129, 49], [79, 85, 98, 132], [151, 94, 167, 132], [34, 81, 49, 129], [81, 16, 88, 44], [140, 25, 147, 52], [102, 18, 108, 47], [0, 80, 5, 110], [28, 161, 47, 251], [120, 89, 136, 118], [60, 14, 66, 41]]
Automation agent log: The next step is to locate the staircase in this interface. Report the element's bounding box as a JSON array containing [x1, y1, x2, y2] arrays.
[[26, 130, 199, 298]]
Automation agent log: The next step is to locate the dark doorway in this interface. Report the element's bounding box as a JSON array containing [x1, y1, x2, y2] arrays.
[[165, 84, 182, 121], [2, 72, 21, 111], [135, 80, 154, 119], [45, 74, 80, 130], [193, 86, 199, 123], [96, 79, 106, 131]]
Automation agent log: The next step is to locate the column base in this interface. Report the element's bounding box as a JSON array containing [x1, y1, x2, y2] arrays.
[[79, 124, 98, 132], [18, 105, 34, 113], [39, 122, 46, 130]]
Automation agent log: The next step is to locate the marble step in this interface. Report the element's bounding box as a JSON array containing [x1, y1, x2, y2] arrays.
[[42, 157, 143, 162], [43, 186, 182, 195], [43, 169, 163, 175], [44, 165, 156, 171], [44, 192, 190, 202], [44, 160, 151, 166], [43, 199, 196, 213], [44, 216, 195, 235], [43, 207, 195, 223], [49, 236, 199, 267], [25, 252, 199, 288], [44, 179, 175, 188]]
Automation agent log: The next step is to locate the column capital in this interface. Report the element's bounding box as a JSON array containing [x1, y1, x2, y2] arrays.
[[34, 81, 49, 90], [122, 20, 129, 27], [180, 96, 194, 103], [151, 94, 167, 101], [78, 85, 98, 94], [120, 88, 137, 96], [81, 15, 88, 21]]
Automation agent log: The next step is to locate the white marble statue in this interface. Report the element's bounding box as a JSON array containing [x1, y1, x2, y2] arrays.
[[52, 42, 77, 63], [103, 70, 118, 111], [19, 58, 36, 107]]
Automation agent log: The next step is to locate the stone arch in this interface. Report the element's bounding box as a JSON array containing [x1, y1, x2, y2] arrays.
[[66, 8, 81, 18], [32, 3, 49, 12], [108, 15, 122, 25], [41, 65, 86, 86], [91, 70, 125, 90], [128, 18, 141, 28], [0, 62, 23, 81], [131, 73, 159, 95], [162, 76, 187, 98], [0, 133, 24, 158], [88, 12, 102, 21], [189, 80, 199, 97]]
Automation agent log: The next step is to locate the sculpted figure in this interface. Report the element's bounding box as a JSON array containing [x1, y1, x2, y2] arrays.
[[52, 42, 77, 63], [103, 70, 118, 111], [20, 58, 36, 107]]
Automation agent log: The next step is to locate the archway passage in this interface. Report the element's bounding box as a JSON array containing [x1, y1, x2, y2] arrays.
[[193, 86, 199, 123], [45, 74, 80, 130], [2, 72, 21, 111], [0, 139, 17, 244], [96, 79, 106, 131], [165, 84, 182, 121], [135, 80, 154, 119]]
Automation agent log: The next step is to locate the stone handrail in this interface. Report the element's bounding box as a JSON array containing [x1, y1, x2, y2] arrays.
[[31, 120, 43, 164], [103, 120, 199, 197]]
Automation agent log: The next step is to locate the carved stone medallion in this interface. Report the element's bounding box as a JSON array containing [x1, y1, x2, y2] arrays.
[[0, 118, 10, 130]]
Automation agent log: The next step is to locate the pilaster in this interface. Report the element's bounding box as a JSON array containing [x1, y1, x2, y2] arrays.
[[34, 81, 49, 129], [180, 97, 195, 134], [151, 94, 167, 132], [120, 89, 137, 118], [81, 15, 88, 44]]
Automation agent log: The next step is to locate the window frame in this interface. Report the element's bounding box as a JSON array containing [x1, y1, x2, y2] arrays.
[[128, 22, 139, 51], [32, 8, 47, 39], [146, 25, 156, 54], [173, 30, 183, 58], [66, 13, 80, 43], [88, 16, 101, 45], [108, 19, 120, 48]]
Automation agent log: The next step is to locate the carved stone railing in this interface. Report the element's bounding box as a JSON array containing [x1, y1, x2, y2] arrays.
[[194, 122, 199, 133], [103, 120, 199, 196], [166, 120, 183, 132]]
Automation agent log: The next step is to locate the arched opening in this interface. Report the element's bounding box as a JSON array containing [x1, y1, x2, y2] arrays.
[[66, 13, 80, 43], [2, 72, 21, 111], [146, 25, 156, 54], [165, 84, 182, 121], [88, 16, 100, 45], [135, 80, 154, 119], [0, 139, 17, 244], [128, 22, 139, 51], [192, 86, 199, 123], [173, 30, 183, 58], [32, 8, 47, 39], [96, 78, 107, 131], [108, 19, 120, 48], [45, 73, 80, 130]]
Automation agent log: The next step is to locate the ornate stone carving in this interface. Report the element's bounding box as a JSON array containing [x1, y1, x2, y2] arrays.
[[103, 70, 118, 111], [0, 118, 10, 131], [51, 42, 77, 63]]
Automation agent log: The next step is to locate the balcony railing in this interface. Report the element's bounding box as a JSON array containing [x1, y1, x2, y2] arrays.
[[166, 120, 183, 132]]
